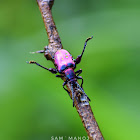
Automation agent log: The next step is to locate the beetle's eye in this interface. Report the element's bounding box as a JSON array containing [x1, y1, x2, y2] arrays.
[[60, 65, 66, 72]]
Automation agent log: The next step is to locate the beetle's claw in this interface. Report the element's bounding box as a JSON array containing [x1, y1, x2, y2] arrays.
[[26, 61, 36, 64]]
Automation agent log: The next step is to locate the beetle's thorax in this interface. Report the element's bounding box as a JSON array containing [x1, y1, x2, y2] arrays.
[[64, 68, 76, 81]]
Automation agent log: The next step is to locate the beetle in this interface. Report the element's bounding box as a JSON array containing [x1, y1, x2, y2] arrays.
[[27, 36, 93, 106]]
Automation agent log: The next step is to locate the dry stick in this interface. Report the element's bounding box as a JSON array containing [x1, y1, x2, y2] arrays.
[[36, 0, 104, 139]]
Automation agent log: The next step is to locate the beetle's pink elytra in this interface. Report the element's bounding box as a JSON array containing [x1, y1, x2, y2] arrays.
[[54, 49, 75, 72]]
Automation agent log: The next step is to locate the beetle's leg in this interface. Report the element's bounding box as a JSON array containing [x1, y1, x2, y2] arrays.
[[63, 79, 70, 94], [75, 69, 82, 76], [56, 75, 64, 78], [30, 50, 45, 54], [27, 61, 57, 74], [63, 80, 75, 107], [76, 76, 83, 88], [75, 69, 83, 87], [74, 36, 93, 64]]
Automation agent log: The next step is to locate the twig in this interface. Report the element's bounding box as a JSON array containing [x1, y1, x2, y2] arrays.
[[36, 0, 104, 139]]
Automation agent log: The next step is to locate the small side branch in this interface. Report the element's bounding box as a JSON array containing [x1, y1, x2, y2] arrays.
[[36, 0, 104, 139]]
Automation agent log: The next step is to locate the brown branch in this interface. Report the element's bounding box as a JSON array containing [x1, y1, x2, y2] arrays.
[[36, 0, 104, 139], [37, 0, 62, 60]]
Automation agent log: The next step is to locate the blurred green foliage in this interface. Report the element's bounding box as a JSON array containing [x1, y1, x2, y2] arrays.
[[0, 0, 140, 140]]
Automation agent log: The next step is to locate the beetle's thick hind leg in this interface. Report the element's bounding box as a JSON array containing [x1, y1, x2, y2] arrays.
[[27, 61, 57, 74]]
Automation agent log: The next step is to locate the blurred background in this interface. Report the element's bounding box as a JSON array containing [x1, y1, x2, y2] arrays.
[[0, 0, 140, 140]]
